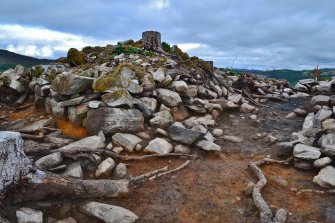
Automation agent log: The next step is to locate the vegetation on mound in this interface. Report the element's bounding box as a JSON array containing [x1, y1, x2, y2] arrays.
[[162, 41, 171, 53], [67, 48, 87, 66], [112, 45, 154, 57], [114, 62, 145, 78], [48, 69, 59, 83], [32, 65, 44, 78], [92, 74, 129, 93]]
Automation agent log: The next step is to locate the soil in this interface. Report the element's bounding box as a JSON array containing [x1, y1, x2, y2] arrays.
[[1, 97, 335, 223]]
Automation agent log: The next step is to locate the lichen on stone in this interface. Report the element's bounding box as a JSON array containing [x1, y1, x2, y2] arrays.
[[92, 74, 130, 93]]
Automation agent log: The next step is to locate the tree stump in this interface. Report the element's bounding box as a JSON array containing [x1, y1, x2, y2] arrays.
[[142, 31, 162, 51]]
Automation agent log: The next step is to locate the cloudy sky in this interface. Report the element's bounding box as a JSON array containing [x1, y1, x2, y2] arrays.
[[0, 0, 334, 70]]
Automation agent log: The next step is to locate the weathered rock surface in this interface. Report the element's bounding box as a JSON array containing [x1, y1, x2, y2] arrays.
[[196, 140, 221, 151], [145, 138, 173, 155], [96, 158, 116, 178], [51, 72, 94, 95], [149, 111, 173, 128], [168, 123, 203, 145], [35, 152, 63, 171], [315, 109, 332, 122], [156, 88, 182, 107], [293, 144, 321, 161], [56, 136, 105, 153], [80, 201, 138, 223], [313, 166, 335, 188], [85, 108, 144, 135], [54, 217, 77, 223], [16, 207, 43, 223], [310, 95, 330, 107], [313, 157, 332, 169], [320, 134, 335, 157], [115, 163, 128, 178], [62, 162, 83, 179], [302, 112, 316, 131], [112, 133, 142, 153]]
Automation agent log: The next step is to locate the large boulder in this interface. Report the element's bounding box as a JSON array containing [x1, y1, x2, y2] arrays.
[[0, 131, 31, 192], [168, 123, 204, 145], [156, 88, 182, 107], [80, 201, 138, 223], [85, 108, 144, 135], [51, 72, 94, 95]]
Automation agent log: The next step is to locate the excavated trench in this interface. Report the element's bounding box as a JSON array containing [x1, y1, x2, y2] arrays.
[[1, 97, 335, 223]]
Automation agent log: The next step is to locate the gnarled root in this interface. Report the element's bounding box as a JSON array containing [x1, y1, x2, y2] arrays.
[[248, 157, 292, 223]]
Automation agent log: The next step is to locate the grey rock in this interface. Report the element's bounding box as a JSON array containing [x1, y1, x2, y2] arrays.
[[114, 163, 128, 178], [153, 67, 165, 82], [85, 108, 144, 135], [16, 207, 43, 223], [168, 123, 203, 145], [299, 79, 316, 85], [183, 115, 215, 128], [285, 112, 297, 119], [302, 112, 316, 131], [313, 157, 332, 169], [57, 96, 85, 108], [62, 162, 83, 179], [320, 134, 335, 157], [212, 129, 223, 137], [293, 144, 321, 161], [191, 125, 214, 142], [293, 159, 314, 170], [88, 100, 102, 109], [112, 133, 142, 153], [240, 103, 256, 113], [149, 111, 173, 128], [196, 140, 221, 151], [174, 144, 191, 154], [35, 152, 63, 171], [145, 138, 173, 155], [140, 97, 157, 112], [315, 109, 332, 122], [228, 94, 242, 104], [313, 166, 335, 188], [271, 141, 295, 156], [102, 89, 134, 108], [209, 99, 239, 109], [51, 72, 94, 95], [311, 95, 330, 107], [172, 81, 188, 93], [56, 136, 105, 153], [293, 108, 307, 117], [156, 88, 182, 107], [96, 158, 115, 178], [54, 217, 77, 223], [20, 119, 52, 133], [80, 201, 138, 223]]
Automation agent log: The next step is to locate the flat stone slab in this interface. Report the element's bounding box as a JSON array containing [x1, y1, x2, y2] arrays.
[[293, 144, 321, 161]]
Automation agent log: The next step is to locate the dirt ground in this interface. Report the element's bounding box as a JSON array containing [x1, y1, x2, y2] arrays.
[[1, 97, 335, 223]]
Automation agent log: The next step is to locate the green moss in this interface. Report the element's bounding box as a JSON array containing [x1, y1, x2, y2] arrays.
[[67, 48, 87, 66], [173, 46, 189, 61], [55, 57, 68, 63], [33, 65, 44, 78], [114, 63, 145, 78]]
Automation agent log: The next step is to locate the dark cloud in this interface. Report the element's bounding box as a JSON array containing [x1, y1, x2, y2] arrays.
[[0, 0, 334, 69]]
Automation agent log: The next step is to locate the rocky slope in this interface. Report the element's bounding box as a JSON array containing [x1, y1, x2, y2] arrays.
[[1, 31, 335, 223]]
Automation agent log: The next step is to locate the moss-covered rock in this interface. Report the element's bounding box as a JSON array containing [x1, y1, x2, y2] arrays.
[[67, 48, 87, 66], [140, 74, 156, 91], [92, 74, 130, 93], [51, 72, 94, 95], [101, 89, 134, 108]]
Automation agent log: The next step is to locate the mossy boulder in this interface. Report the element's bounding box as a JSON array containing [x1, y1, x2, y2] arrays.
[[92, 74, 130, 93], [67, 48, 87, 66], [140, 74, 156, 91], [51, 72, 94, 95]]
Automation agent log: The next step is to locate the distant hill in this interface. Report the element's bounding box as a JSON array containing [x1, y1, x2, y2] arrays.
[[0, 49, 54, 67], [234, 68, 335, 85]]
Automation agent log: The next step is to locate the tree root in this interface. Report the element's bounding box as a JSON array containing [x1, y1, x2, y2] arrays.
[[103, 151, 199, 161], [249, 157, 292, 223], [20, 132, 44, 140]]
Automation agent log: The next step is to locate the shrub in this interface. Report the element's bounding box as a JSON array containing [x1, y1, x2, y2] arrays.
[[162, 41, 171, 53], [111, 45, 154, 57], [33, 65, 44, 78], [67, 48, 87, 66]]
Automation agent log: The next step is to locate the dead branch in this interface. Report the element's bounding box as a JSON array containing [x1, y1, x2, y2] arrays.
[[296, 188, 335, 195], [249, 157, 292, 223], [20, 132, 44, 140], [149, 160, 191, 180], [104, 151, 199, 161], [130, 166, 168, 182]]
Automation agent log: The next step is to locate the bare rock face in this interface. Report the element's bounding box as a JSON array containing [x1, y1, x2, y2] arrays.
[[85, 108, 144, 135], [51, 72, 94, 95], [0, 131, 31, 192], [80, 201, 138, 223], [142, 31, 162, 51]]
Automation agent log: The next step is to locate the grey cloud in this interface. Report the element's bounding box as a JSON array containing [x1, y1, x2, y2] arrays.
[[1, 0, 335, 69]]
